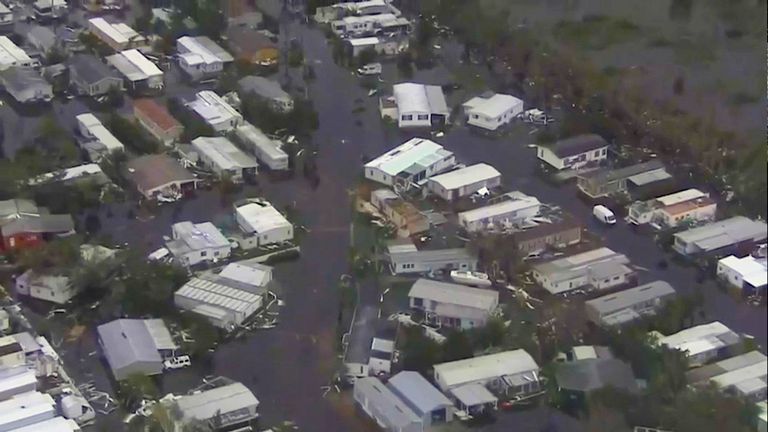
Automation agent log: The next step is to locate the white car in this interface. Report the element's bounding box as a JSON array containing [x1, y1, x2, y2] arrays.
[[163, 355, 191, 370], [147, 247, 171, 262]]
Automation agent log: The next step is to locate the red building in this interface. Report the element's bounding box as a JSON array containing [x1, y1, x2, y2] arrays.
[[0, 199, 75, 253]]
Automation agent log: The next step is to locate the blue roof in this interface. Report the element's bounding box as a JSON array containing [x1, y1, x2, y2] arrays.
[[387, 371, 452, 416]]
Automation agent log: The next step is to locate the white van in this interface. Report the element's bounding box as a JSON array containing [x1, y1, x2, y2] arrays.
[[593, 205, 617, 225], [357, 63, 382, 76]]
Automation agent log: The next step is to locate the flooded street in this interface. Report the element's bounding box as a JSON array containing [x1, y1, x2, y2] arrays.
[[19, 7, 762, 432]]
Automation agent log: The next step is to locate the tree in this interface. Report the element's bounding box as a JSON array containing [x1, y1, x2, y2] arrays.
[[669, 386, 758, 432], [441, 330, 473, 362], [108, 114, 158, 154], [400, 326, 442, 374], [84, 213, 102, 235], [396, 52, 414, 78], [356, 47, 377, 68], [118, 373, 159, 410]]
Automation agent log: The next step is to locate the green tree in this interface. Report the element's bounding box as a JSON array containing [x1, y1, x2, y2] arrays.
[[400, 326, 442, 374], [441, 330, 474, 362], [107, 114, 159, 154], [118, 373, 159, 409]]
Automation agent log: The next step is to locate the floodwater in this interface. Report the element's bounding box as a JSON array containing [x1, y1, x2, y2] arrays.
[[494, 0, 766, 142]]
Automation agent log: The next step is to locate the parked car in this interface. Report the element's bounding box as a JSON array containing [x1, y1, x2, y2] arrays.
[[357, 62, 382, 76], [593, 205, 617, 225], [163, 355, 191, 370]]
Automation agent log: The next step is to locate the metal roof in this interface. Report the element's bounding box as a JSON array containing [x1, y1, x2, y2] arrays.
[[96, 319, 164, 373], [170, 221, 229, 252], [238, 76, 290, 100], [409, 279, 497, 311], [675, 217, 767, 252], [218, 261, 273, 288], [365, 138, 452, 176], [89, 18, 144, 46], [659, 321, 741, 358], [389, 248, 476, 265], [533, 247, 630, 292], [393, 82, 448, 115], [191, 136, 258, 171], [187, 90, 242, 124], [687, 351, 767, 384], [718, 255, 767, 287], [550, 134, 609, 158], [354, 377, 421, 428], [465, 93, 523, 119], [177, 36, 233, 64], [236, 202, 292, 235], [627, 168, 673, 186], [387, 371, 452, 416], [556, 358, 638, 393], [0, 392, 55, 428], [144, 318, 177, 351], [347, 36, 380, 46], [449, 383, 497, 407], [0, 36, 31, 67], [235, 123, 288, 161], [586, 281, 676, 315], [459, 194, 540, 224], [107, 49, 161, 81], [654, 188, 707, 207], [176, 277, 263, 314], [433, 350, 539, 389], [175, 382, 259, 426], [0, 67, 50, 95], [580, 160, 667, 184], [428, 163, 500, 191], [11, 417, 80, 432]]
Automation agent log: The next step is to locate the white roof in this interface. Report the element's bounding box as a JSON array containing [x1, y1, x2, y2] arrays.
[[654, 188, 707, 207], [450, 383, 498, 407], [175, 383, 259, 423], [235, 123, 288, 161], [465, 93, 523, 118], [0, 3, 10, 14], [365, 137, 452, 176], [458, 194, 540, 223], [428, 163, 501, 191], [371, 337, 395, 353], [76, 114, 124, 152], [393, 82, 430, 113], [122, 49, 160, 75], [433, 350, 539, 389], [674, 216, 767, 251], [107, 49, 162, 81], [659, 321, 739, 357], [171, 221, 229, 251], [341, 13, 397, 25], [0, 368, 37, 395], [187, 91, 242, 124], [711, 359, 768, 394], [176, 277, 262, 314], [89, 18, 143, 46], [0, 36, 32, 66], [409, 278, 498, 311], [348, 36, 380, 46], [719, 255, 767, 287], [191, 137, 258, 171], [29, 163, 105, 185], [218, 261, 272, 288], [0, 392, 55, 428], [236, 202, 291, 235], [12, 417, 81, 432], [177, 36, 231, 65]]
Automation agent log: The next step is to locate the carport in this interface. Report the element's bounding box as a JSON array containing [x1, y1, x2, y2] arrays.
[[450, 383, 498, 416]]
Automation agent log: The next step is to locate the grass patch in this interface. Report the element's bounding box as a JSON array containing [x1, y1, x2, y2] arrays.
[[647, 35, 673, 47], [553, 15, 640, 50], [728, 92, 760, 106], [674, 39, 717, 64], [352, 106, 366, 114]]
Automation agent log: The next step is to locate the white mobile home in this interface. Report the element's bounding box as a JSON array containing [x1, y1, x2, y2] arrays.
[[190, 136, 258, 183], [354, 377, 422, 432], [385, 83, 449, 128], [166, 221, 231, 267], [364, 137, 455, 191], [627, 188, 717, 227], [433, 350, 542, 397], [408, 279, 498, 329], [387, 371, 453, 426], [673, 216, 767, 257], [106, 49, 164, 94], [0, 36, 38, 70], [657, 321, 741, 367], [531, 247, 634, 295], [75, 113, 125, 160], [186, 90, 243, 134], [462, 93, 524, 131], [537, 134, 610, 170], [458, 192, 541, 232], [388, 248, 477, 275], [176, 36, 233, 81], [426, 163, 501, 201], [234, 123, 289, 170], [87, 18, 146, 51], [235, 201, 293, 246], [174, 273, 265, 330], [585, 281, 677, 328], [716, 255, 767, 296]]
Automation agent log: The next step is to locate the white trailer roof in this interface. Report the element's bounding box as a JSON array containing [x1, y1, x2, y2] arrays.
[[466, 93, 523, 118], [459, 194, 540, 223], [364, 137, 452, 176], [122, 49, 161, 76], [0, 392, 55, 429], [108, 49, 161, 81], [191, 137, 258, 171], [177, 36, 232, 65], [176, 277, 262, 314], [0, 36, 31, 67], [433, 350, 539, 389], [654, 188, 707, 207], [429, 163, 500, 191], [12, 417, 81, 432], [235, 123, 288, 161], [89, 17, 143, 46], [236, 202, 291, 234], [187, 91, 241, 124]]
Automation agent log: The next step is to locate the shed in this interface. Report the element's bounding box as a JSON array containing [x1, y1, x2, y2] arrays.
[[96, 319, 173, 380], [388, 371, 453, 425], [426, 163, 502, 201]]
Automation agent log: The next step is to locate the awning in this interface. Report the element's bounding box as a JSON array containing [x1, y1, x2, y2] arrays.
[[627, 169, 672, 186], [450, 383, 497, 407]]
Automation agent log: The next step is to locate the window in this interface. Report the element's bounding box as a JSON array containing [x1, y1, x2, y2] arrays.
[[417, 114, 429, 120], [200, 251, 208, 257], [214, 251, 220, 256], [613, 276, 620, 280], [601, 148, 607, 155], [472, 114, 479, 119], [413, 297, 423, 307], [401, 114, 413, 121], [594, 150, 600, 157]]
